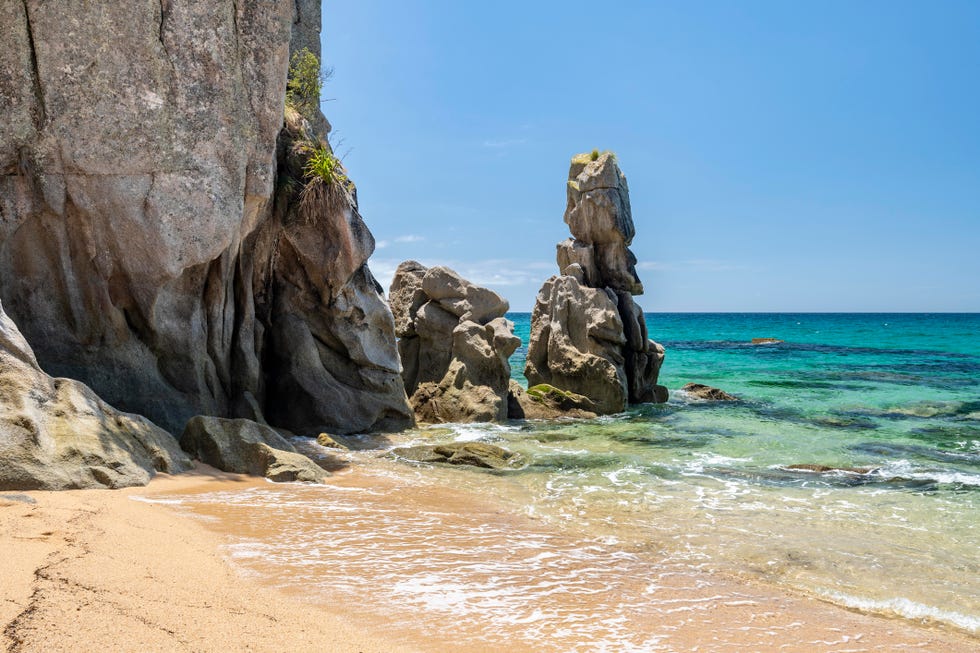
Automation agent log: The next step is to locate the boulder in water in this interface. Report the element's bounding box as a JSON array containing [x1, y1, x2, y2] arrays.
[[390, 442, 524, 470], [507, 381, 598, 420], [681, 383, 738, 402]]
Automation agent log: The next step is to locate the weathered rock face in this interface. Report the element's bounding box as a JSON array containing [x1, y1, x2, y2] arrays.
[[0, 1, 412, 435], [525, 275, 628, 413], [525, 153, 667, 412], [0, 301, 191, 490], [564, 152, 642, 295], [390, 262, 520, 423], [179, 416, 328, 483]]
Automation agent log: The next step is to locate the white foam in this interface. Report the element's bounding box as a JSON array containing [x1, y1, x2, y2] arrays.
[[129, 496, 185, 505], [876, 460, 980, 487], [817, 590, 980, 634]]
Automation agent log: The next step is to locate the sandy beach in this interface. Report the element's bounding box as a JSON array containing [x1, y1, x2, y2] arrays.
[[2, 463, 977, 652], [0, 466, 420, 653]]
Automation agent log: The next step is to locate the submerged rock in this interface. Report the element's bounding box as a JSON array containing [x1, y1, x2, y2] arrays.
[[751, 338, 784, 345], [390, 262, 520, 423], [390, 442, 524, 470], [316, 433, 349, 450], [525, 152, 666, 414], [0, 301, 191, 491], [681, 383, 739, 402], [179, 416, 328, 483], [783, 464, 878, 474]]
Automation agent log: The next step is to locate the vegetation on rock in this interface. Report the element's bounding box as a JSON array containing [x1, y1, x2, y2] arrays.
[[286, 47, 332, 122]]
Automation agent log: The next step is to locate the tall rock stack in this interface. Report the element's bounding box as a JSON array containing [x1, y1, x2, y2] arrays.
[[524, 152, 667, 413], [390, 262, 520, 423]]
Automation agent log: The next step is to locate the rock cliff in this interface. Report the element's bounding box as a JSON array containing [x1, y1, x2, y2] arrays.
[[525, 152, 667, 413], [390, 261, 520, 423], [0, 1, 412, 435]]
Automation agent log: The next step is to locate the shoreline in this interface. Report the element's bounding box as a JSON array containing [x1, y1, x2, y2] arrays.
[[3, 464, 977, 652]]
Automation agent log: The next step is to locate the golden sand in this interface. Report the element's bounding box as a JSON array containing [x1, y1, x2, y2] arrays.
[[2, 463, 976, 652]]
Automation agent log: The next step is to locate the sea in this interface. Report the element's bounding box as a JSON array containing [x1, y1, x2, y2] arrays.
[[153, 313, 980, 651]]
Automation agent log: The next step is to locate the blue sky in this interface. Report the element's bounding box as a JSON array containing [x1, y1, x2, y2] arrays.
[[321, 1, 980, 311]]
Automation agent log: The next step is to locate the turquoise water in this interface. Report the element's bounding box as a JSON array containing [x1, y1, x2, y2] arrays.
[[502, 313, 980, 631], [165, 313, 980, 648]]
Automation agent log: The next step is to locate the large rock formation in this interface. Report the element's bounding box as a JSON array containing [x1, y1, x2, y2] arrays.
[[0, 1, 411, 435], [525, 152, 667, 413], [0, 301, 191, 490], [390, 262, 520, 423]]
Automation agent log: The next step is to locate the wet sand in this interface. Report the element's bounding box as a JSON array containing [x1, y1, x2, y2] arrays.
[[2, 463, 977, 652]]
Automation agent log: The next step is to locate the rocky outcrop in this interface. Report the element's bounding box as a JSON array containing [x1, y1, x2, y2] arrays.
[[179, 416, 328, 483], [0, 301, 191, 490], [390, 262, 520, 423], [390, 442, 524, 470], [525, 152, 667, 413], [681, 383, 737, 401], [0, 1, 411, 436]]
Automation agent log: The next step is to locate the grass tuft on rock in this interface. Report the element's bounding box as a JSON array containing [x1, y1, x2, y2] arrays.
[[297, 143, 351, 224]]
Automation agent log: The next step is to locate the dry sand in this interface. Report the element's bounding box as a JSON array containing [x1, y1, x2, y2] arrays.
[[2, 464, 977, 652]]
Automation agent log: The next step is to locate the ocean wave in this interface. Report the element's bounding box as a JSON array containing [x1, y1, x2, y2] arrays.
[[816, 590, 980, 634]]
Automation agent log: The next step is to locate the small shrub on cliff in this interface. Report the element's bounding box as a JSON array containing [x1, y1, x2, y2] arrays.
[[286, 48, 332, 122], [298, 144, 351, 223], [590, 148, 600, 161]]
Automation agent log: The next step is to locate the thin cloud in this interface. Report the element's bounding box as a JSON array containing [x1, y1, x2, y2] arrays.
[[637, 259, 752, 273], [368, 257, 555, 296], [482, 138, 527, 149], [394, 234, 425, 243]]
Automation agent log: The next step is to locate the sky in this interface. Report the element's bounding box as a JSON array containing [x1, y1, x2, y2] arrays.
[[321, 1, 980, 312]]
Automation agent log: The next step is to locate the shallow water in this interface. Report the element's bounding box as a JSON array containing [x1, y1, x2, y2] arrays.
[[160, 313, 980, 648]]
